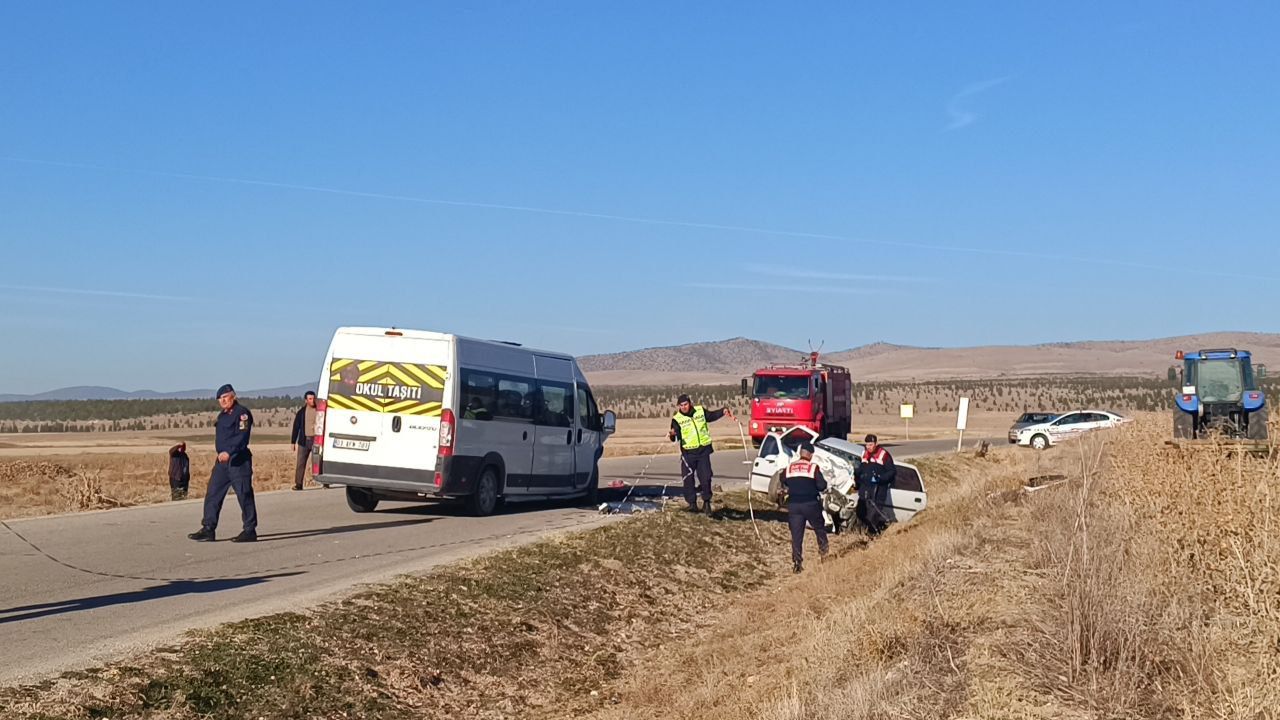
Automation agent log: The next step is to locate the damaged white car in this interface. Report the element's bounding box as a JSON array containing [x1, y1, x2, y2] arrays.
[[749, 426, 928, 532]]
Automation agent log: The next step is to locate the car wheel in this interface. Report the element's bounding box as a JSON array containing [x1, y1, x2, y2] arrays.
[[345, 487, 379, 513], [767, 470, 787, 507], [1030, 434, 1050, 451], [468, 467, 500, 516]]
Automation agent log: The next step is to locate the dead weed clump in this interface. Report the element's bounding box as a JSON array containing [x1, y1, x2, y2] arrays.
[[1106, 417, 1280, 716], [1005, 416, 1280, 717]]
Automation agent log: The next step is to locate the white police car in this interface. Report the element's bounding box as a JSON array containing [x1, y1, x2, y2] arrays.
[[1015, 410, 1128, 450]]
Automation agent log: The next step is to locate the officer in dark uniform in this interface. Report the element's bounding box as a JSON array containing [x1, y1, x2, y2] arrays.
[[188, 384, 258, 543], [855, 433, 896, 536], [781, 441, 829, 573]]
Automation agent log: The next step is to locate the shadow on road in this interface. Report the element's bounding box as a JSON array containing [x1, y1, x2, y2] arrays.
[[0, 572, 305, 625], [256, 517, 438, 542]]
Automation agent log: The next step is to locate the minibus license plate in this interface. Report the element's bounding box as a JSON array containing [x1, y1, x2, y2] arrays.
[[333, 438, 371, 451]]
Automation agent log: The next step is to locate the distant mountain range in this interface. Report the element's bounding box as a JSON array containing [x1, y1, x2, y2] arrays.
[[0, 383, 314, 403], [7, 331, 1280, 400], [578, 332, 1280, 385]]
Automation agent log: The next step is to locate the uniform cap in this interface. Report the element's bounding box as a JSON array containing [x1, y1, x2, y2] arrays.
[[216, 383, 236, 399]]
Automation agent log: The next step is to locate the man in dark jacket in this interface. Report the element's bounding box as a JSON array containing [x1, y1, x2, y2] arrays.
[[781, 441, 829, 573], [854, 433, 896, 536], [667, 394, 735, 513], [168, 442, 190, 500], [188, 384, 258, 543], [290, 391, 317, 491]]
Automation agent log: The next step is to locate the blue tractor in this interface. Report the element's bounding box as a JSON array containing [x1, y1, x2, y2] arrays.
[[1172, 348, 1268, 440]]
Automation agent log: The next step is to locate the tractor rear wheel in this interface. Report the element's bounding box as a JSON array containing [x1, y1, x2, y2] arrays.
[[1247, 407, 1269, 441], [1174, 411, 1195, 440]]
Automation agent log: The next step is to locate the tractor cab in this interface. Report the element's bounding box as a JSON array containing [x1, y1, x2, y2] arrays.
[[1173, 348, 1268, 440]]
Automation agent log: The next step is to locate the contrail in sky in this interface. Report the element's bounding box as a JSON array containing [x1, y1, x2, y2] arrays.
[[0, 283, 197, 301], [2, 155, 1275, 281], [946, 76, 1010, 130]]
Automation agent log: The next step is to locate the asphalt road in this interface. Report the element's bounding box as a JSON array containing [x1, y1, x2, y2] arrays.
[[0, 436, 995, 686]]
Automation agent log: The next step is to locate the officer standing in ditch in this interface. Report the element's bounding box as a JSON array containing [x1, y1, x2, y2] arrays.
[[782, 441, 829, 573], [855, 433, 896, 536], [188, 384, 258, 543], [668, 394, 734, 514]]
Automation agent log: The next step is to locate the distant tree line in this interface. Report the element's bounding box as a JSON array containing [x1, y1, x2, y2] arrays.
[[7, 375, 1278, 427], [0, 396, 302, 423], [594, 376, 1280, 419]]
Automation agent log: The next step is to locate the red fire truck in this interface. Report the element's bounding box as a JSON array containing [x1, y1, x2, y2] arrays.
[[742, 352, 853, 446]]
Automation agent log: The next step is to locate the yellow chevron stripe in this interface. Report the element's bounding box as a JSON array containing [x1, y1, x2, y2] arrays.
[[412, 365, 446, 389], [385, 399, 420, 413], [332, 395, 368, 412], [326, 395, 361, 411], [330, 373, 341, 382], [358, 361, 378, 370], [385, 365, 419, 386], [401, 402, 443, 416], [405, 364, 438, 385], [349, 396, 384, 412], [331, 359, 355, 372], [427, 365, 448, 383], [357, 366, 388, 382]]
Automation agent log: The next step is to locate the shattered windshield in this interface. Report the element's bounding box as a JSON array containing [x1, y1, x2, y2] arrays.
[[753, 375, 810, 398], [1192, 359, 1244, 403]]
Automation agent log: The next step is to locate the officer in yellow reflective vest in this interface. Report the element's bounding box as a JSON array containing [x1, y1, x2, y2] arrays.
[[668, 394, 735, 513]]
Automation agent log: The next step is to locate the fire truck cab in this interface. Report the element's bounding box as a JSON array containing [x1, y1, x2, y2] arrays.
[[742, 352, 852, 447]]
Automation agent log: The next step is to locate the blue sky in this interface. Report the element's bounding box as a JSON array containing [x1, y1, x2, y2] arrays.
[[2, 2, 1279, 394]]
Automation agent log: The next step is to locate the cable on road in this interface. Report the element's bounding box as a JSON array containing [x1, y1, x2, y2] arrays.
[[616, 439, 675, 508]]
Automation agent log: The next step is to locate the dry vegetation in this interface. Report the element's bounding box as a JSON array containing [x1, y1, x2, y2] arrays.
[[4, 415, 1278, 719], [0, 449, 299, 520], [583, 416, 1280, 719]]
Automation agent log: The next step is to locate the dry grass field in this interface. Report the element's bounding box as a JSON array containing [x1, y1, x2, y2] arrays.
[[7, 416, 1278, 718], [0, 447, 300, 520]]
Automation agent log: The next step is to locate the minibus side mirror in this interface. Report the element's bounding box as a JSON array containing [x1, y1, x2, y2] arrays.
[[602, 410, 617, 436]]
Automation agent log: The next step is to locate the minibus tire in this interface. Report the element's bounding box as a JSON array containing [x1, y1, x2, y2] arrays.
[[346, 487, 380, 513], [468, 467, 500, 516]]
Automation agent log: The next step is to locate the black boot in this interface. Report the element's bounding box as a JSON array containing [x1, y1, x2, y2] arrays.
[[187, 527, 215, 542], [231, 531, 258, 543], [792, 561, 803, 574]]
